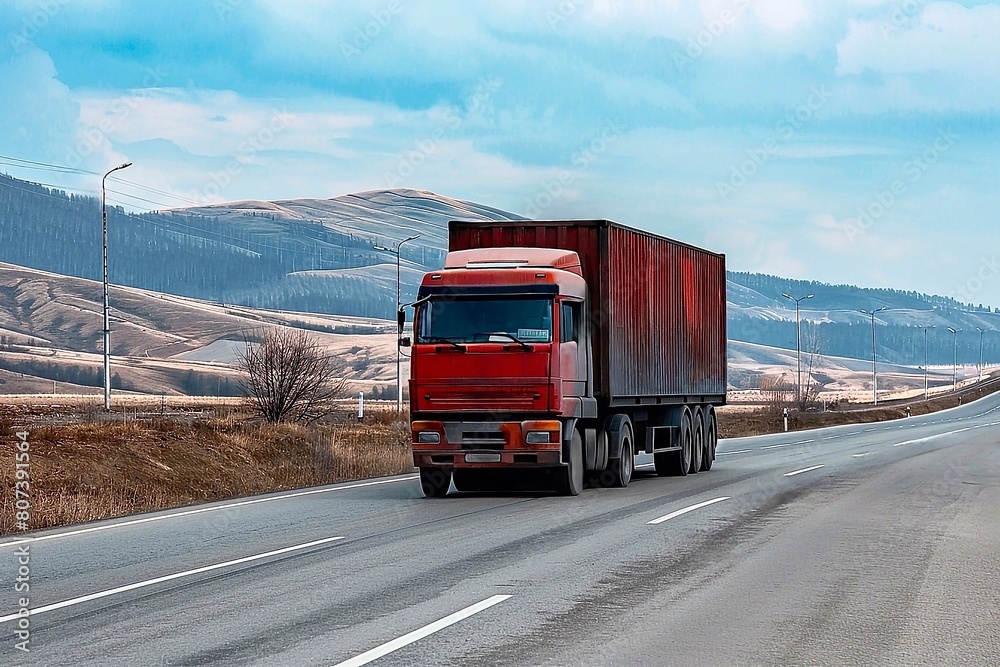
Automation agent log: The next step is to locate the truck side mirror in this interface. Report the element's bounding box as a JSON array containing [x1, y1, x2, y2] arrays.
[[397, 307, 406, 331], [399, 336, 411, 348]]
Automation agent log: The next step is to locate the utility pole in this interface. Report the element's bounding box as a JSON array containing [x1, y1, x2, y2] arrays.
[[102, 161, 132, 411], [374, 234, 421, 411], [860, 307, 888, 405], [782, 293, 813, 406]]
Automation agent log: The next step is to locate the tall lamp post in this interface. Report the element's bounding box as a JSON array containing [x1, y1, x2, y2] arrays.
[[922, 326, 934, 400], [374, 233, 421, 411], [782, 293, 813, 405], [976, 327, 985, 382], [861, 306, 888, 405], [102, 161, 132, 411], [947, 326, 961, 391]]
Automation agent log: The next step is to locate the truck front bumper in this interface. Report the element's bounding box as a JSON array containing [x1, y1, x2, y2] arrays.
[[411, 419, 564, 468]]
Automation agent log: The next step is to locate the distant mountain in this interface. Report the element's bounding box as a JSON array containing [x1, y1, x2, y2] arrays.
[[2, 172, 997, 367]]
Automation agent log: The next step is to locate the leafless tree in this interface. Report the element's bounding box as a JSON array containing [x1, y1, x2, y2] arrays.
[[237, 327, 349, 423], [760, 372, 793, 412]]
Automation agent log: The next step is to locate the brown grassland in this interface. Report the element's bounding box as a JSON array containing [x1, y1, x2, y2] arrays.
[[1, 378, 997, 536]]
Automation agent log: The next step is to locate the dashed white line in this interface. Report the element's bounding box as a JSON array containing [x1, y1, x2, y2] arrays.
[[863, 428, 877, 433], [822, 435, 841, 440], [331, 595, 512, 667], [760, 443, 792, 450], [647, 497, 731, 525], [784, 464, 826, 477], [0, 536, 345, 624], [852, 453, 874, 459], [894, 427, 972, 447], [0, 476, 417, 548], [718, 449, 753, 455]]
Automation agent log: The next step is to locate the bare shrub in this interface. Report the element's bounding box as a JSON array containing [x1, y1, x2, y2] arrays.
[[760, 373, 793, 413], [237, 328, 349, 424]]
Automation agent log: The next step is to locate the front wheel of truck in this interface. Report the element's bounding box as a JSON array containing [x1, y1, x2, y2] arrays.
[[557, 429, 584, 496], [419, 467, 452, 498]]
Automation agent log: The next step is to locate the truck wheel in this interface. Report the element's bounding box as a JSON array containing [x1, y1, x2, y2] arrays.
[[700, 408, 717, 472], [655, 409, 691, 476], [558, 429, 584, 496], [419, 467, 451, 498], [606, 424, 633, 488], [689, 408, 704, 474]]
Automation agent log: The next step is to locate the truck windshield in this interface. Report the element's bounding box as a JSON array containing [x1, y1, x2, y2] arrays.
[[417, 298, 553, 344]]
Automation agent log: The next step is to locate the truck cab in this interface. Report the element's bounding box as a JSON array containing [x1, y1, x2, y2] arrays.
[[409, 248, 592, 496]]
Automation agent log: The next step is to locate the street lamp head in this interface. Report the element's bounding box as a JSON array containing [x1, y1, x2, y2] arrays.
[[947, 327, 958, 334], [404, 233, 421, 243], [782, 293, 793, 300], [372, 245, 391, 253], [875, 306, 888, 313], [119, 161, 132, 169], [805, 294, 814, 300]]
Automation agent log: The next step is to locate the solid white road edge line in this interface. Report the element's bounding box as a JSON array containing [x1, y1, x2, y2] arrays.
[[0, 476, 417, 548], [647, 497, 731, 525], [331, 595, 512, 667], [0, 536, 346, 624], [893, 427, 972, 447], [784, 464, 826, 477]]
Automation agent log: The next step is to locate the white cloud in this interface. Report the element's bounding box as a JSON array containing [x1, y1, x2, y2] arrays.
[[837, 2, 1000, 78]]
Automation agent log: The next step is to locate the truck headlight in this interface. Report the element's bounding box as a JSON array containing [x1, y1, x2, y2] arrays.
[[525, 431, 553, 444], [417, 431, 441, 444]]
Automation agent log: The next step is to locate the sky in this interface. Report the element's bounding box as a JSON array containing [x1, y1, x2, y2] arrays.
[[1, 0, 999, 307]]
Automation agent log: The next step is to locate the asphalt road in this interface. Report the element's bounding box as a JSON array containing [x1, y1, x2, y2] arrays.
[[3, 395, 999, 666]]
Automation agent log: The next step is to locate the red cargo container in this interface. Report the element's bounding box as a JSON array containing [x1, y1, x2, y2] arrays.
[[448, 220, 727, 404], [406, 219, 727, 498]]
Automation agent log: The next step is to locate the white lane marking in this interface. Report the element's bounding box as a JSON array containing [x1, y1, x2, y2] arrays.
[[0, 476, 417, 548], [718, 449, 753, 455], [0, 536, 345, 624], [852, 453, 874, 458], [822, 435, 841, 440], [332, 595, 512, 667], [760, 443, 792, 450], [784, 465, 826, 477], [863, 428, 877, 433], [894, 427, 972, 448], [647, 497, 731, 525]]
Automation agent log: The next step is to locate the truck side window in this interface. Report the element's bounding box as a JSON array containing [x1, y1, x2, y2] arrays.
[[561, 302, 581, 343]]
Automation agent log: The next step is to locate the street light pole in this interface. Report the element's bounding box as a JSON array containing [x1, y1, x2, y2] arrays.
[[976, 327, 985, 382], [860, 306, 888, 405], [374, 233, 420, 411], [102, 161, 132, 411], [923, 326, 934, 400], [782, 293, 813, 406], [947, 327, 961, 391]]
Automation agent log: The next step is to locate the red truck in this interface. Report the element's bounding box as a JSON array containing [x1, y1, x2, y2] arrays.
[[402, 219, 727, 497]]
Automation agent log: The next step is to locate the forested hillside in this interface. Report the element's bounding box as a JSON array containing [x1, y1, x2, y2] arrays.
[[2, 173, 997, 367]]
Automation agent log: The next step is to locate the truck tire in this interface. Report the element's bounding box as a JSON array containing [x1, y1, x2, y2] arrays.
[[655, 408, 691, 476], [604, 415, 633, 488], [689, 407, 704, 474], [700, 407, 717, 472], [419, 467, 451, 498], [557, 428, 584, 496]]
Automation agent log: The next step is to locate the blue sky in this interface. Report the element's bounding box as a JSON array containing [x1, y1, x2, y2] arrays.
[[1, 0, 999, 307]]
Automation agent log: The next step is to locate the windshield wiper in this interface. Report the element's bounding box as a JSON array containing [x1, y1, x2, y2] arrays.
[[481, 332, 533, 351], [423, 336, 465, 349]]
